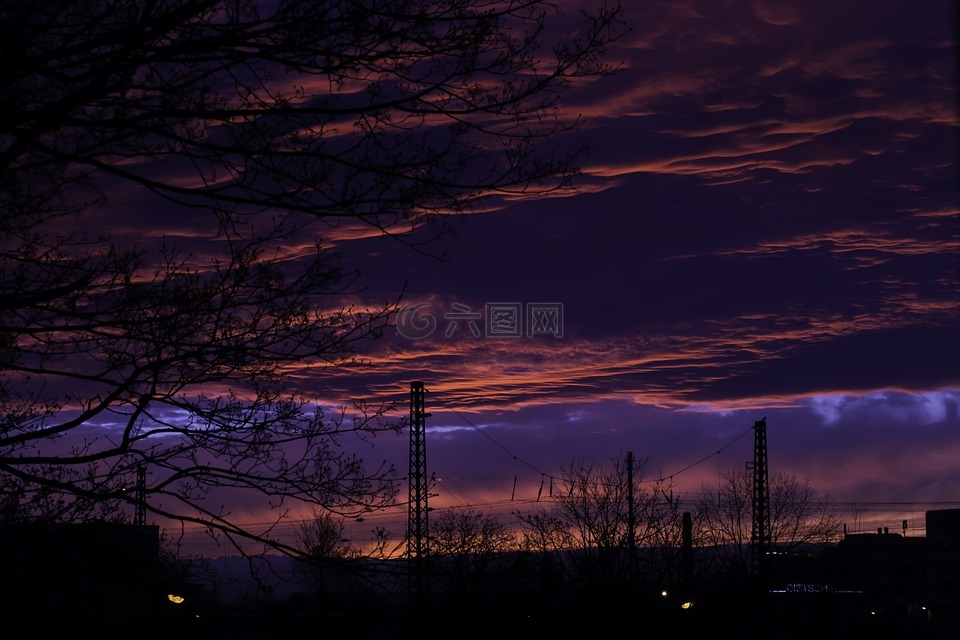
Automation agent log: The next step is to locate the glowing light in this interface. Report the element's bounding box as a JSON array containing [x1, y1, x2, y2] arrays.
[[661, 590, 668, 597], [167, 594, 186, 604], [681, 601, 694, 610]]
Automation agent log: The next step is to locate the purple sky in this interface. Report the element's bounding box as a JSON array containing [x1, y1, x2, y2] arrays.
[[59, 0, 958, 549], [320, 0, 960, 535]]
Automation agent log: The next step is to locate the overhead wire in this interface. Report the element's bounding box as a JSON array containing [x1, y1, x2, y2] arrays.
[[436, 395, 759, 493], [163, 391, 951, 556]]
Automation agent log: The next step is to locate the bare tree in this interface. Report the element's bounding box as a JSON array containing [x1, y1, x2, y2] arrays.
[[0, 1, 624, 551], [1, 0, 624, 234], [695, 467, 843, 577], [431, 506, 516, 594], [294, 510, 362, 594], [517, 455, 682, 590], [0, 463, 126, 524]]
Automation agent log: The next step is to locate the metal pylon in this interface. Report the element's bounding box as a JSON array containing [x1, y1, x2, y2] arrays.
[[134, 465, 146, 526], [750, 418, 771, 581], [407, 381, 429, 611]]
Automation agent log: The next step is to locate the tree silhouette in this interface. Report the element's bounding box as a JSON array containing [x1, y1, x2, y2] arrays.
[[431, 506, 516, 595], [695, 467, 842, 577], [1, 0, 624, 235], [517, 455, 682, 590], [0, 0, 625, 551], [295, 510, 362, 595]]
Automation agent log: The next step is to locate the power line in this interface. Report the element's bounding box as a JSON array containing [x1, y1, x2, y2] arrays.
[[659, 424, 754, 482], [437, 400, 550, 477], [159, 498, 960, 536], [436, 398, 758, 491]]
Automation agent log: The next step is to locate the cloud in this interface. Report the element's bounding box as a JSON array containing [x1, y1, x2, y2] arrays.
[[29, 0, 958, 549], [808, 390, 957, 427]]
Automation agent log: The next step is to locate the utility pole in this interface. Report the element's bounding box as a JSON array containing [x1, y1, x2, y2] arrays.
[[626, 451, 636, 553], [681, 511, 693, 590], [626, 451, 636, 583], [134, 465, 146, 526], [407, 381, 429, 619]]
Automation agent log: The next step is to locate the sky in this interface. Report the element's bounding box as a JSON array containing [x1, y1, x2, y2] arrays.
[[310, 0, 959, 541], [31, 0, 958, 551]]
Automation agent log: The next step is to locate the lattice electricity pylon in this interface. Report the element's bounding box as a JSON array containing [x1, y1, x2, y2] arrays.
[[748, 418, 771, 581], [134, 465, 146, 526], [407, 381, 429, 605]]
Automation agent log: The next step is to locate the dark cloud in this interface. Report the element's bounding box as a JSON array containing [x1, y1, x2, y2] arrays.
[[300, 0, 960, 513], [36, 0, 956, 532]]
